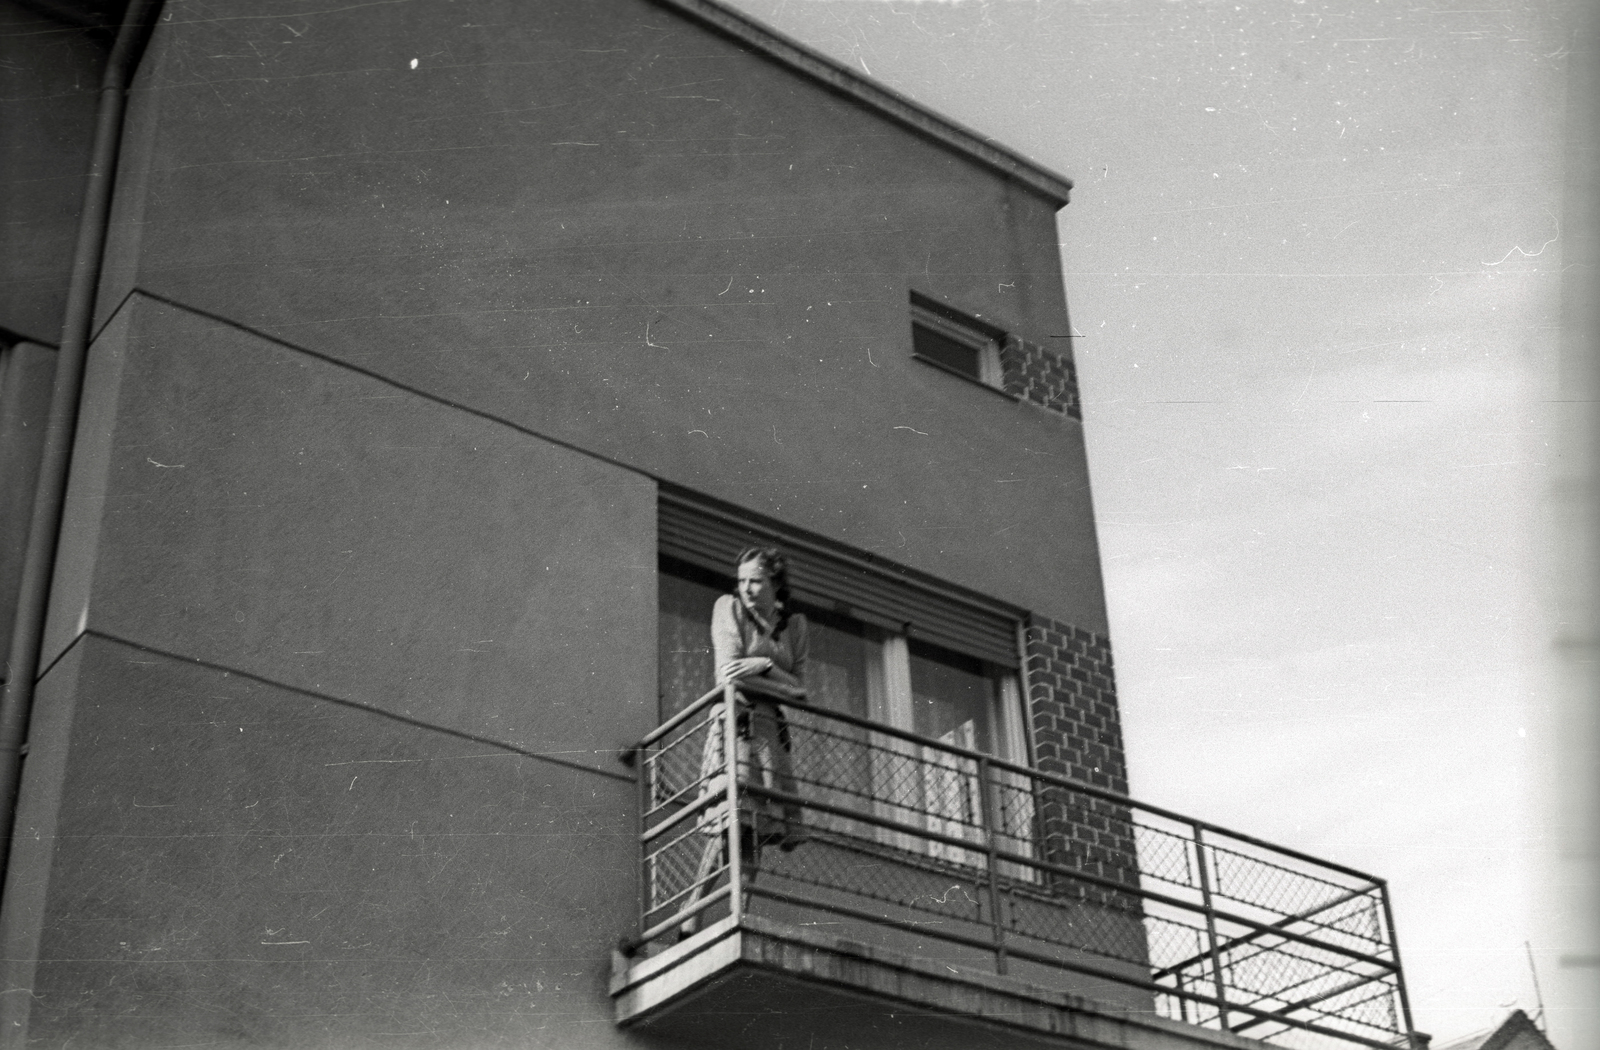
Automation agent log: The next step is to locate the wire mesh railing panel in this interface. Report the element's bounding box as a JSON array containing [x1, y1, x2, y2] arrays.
[[1136, 820, 1201, 895], [1204, 835, 1362, 924], [645, 708, 720, 818], [1229, 979, 1406, 1050], [1323, 895, 1385, 943], [782, 712, 997, 870], [1301, 893, 1390, 957], [1144, 909, 1211, 972], [1223, 936, 1377, 1003], [624, 687, 1415, 1050], [1310, 982, 1403, 1037], [1008, 888, 1151, 965], [760, 830, 991, 926], [642, 818, 727, 928]]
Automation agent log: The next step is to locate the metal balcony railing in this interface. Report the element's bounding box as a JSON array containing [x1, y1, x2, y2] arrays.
[[624, 681, 1418, 1050]]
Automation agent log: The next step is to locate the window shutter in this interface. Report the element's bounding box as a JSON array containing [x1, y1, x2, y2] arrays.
[[659, 489, 1020, 668]]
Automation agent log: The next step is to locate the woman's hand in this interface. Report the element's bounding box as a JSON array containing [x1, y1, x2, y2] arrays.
[[720, 657, 773, 681]]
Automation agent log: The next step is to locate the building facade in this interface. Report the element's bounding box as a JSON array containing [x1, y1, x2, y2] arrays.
[[0, 2, 1417, 1047]]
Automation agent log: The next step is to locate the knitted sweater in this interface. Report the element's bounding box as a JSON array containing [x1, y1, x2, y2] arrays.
[[710, 594, 809, 692]]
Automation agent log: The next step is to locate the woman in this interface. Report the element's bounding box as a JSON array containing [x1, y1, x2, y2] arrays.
[[679, 547, 809, 940], [707, 546, 809, 850]]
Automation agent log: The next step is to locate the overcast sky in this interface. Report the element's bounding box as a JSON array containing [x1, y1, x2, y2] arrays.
[[721, 0, 1588, 1044]]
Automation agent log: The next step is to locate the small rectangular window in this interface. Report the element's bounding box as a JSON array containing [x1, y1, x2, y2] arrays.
[[910, 295, 1004, 388]]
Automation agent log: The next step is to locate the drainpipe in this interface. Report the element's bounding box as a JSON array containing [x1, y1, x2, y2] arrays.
[[0, 0, 164, 891]]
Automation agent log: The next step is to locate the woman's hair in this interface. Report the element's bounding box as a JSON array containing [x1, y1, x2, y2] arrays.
[[736, 545, 792, 638]]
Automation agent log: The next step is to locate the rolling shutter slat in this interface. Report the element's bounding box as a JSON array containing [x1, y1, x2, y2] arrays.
[[659, 494, 1019, 668]]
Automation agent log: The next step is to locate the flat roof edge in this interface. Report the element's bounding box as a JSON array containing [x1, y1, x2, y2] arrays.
[[649, 0, 1075, 207]]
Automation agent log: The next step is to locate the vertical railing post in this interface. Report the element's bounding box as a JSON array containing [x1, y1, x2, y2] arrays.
[[1378, 882, 1419, 1045], [1192, 824, 1231, 1031], [722, 683, 744, 927], [636, 741, 651, 934], [975, 755, 1008, 975]]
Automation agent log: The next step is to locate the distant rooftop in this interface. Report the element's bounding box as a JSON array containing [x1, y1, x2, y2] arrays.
[[655, 0, 1076, 207], [1432, 1011, 1557, 1050]]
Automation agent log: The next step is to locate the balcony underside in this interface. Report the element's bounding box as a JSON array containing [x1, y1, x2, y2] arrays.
[[612, 914, 1268, 1050]]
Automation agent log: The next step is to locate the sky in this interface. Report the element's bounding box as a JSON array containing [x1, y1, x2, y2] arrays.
[[720, 0, 1592, 1045]]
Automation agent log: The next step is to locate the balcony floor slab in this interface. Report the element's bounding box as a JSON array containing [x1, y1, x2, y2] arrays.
[[612, 914, 1279, 1050]]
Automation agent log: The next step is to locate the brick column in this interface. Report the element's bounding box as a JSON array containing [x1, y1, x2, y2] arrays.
[[998, 336, 1081, 421], [1023, 616, 1140, 913]]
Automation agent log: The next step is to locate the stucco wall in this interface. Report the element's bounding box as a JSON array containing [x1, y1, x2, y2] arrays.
[[0, 343, 56, 673], [3, 288, 663, 1047], [42, 294, 659, 769], [0, 3, 105, 345], [95, 0, 1107, 634], [3, 635, 649, 1048]]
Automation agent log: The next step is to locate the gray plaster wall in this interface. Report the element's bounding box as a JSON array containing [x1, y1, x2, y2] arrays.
[[42, 294, 659, 770], [0, 3, 106, 345], [3, 291, 664, 1046], [94, 0, 1108, 634], [6, 635, 652, 1049], [0, 342, 56, 675]]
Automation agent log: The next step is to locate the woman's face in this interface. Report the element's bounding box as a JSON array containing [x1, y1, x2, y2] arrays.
[[736, 559, 776, 614]]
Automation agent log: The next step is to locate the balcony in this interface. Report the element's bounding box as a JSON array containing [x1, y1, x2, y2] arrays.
[[611, 682, 1418, 1050]]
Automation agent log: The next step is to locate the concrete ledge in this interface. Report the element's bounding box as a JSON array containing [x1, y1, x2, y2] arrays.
[[613, 914, 1276, 1050], [652, 0, 1074, 207]]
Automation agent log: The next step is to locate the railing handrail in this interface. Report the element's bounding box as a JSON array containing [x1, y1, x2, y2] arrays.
[[687, 686, 1388, 889], [639, 683, 726, 747]]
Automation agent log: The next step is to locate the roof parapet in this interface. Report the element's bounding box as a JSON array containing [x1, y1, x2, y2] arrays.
[[651, 0, 1075, 208]]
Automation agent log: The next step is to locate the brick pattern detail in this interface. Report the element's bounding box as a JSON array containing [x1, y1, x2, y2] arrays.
[[1025, 616, 1139, 910], [999, 336, 1081, 420]]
